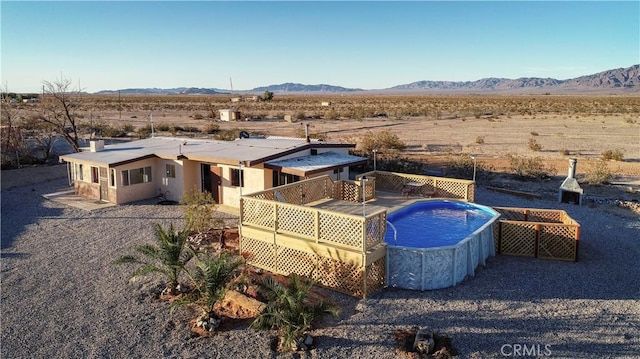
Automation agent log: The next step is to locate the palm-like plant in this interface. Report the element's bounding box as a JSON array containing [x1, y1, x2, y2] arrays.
[[189, 250, 244, 316], [250, 274, 340, 352], [172, 250, 244, 333], [115, 223, 194, 295]]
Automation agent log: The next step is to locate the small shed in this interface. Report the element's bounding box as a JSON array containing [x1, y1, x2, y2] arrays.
[[219, 109, 241, 122]]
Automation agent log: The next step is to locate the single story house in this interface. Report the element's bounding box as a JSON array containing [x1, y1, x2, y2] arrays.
[[59, 136, 366, 207]]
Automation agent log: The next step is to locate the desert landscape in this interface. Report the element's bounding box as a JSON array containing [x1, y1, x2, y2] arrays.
[[2, 93, 640, 358], [6, 94, 640, 176]]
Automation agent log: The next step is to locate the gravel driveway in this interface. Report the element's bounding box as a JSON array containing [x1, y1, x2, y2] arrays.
[[1, 178, 639, 358]]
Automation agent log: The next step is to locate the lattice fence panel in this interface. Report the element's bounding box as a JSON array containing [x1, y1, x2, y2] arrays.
[[242, 199, 275, 228], [241, 236, 276, 272], [316, 256, 364, 297], [528, 210, 563, 223], [467, 184, 475, 202], [275, 185, 303, 205], [275, 246, 318, 277], [365, 256, 386, 297], [538, 225, 578, 261], [435, 179, 468, 199], [249, 191, 275, 201], [499, 222, 537, 257], [302, 178, 332, 204], [277, 205, 316, 239], [339, 181, 361, 202], [370, 172, 403, 192], [494, 208, 527, 221], [365, 213, 385, 249], [318, 212, 363, 248]]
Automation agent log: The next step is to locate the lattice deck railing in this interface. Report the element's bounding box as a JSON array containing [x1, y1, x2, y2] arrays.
[[241, 175, 387, 297], [358, 171, 475, 201], [493, 207, 580, 261]]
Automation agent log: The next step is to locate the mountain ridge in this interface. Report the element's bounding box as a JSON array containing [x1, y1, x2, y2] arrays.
[[94, 64, 639, 94]]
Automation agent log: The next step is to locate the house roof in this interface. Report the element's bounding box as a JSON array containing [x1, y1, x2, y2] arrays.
[[264, 151, 367, 177], [59, 136, 356, 168]]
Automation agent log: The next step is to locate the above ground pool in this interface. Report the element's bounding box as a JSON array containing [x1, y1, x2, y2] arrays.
[[385, 199, 500, 290]]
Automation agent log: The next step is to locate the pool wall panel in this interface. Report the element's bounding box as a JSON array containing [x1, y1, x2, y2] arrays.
[[386, 200, 500, 291]]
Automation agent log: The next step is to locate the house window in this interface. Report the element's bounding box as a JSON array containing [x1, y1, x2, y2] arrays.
[[333, 167, 344, 180], [231, 168, 244, 187], [273, 171, 300, 186], [110, 169, 116, 187], [122, 166, 152, 186], [166, 164, 176, 178], [76, 164, 84, 181], [91, 166, 99, 184]]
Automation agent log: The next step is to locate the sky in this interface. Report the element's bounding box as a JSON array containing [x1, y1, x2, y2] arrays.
[[1, 1, 639, 93]]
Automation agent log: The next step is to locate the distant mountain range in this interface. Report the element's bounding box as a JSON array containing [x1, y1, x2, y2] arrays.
[[252, 83, 363, 93], [95, 64, 639, 94], [95, 87, 228, 95]]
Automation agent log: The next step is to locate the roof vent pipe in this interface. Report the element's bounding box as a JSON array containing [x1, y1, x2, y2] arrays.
[[305, 123, 310, 143]]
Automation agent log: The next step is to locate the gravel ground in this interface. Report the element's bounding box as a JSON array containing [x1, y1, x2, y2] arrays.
[[2, 178, 639, 358]]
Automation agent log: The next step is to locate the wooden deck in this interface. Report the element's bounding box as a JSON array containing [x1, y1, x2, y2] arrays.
[[307, 190, 429, 215]]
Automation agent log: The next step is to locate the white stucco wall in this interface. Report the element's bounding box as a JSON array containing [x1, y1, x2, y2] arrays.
[[155, 159, 184, 202], [113, 158, 158, 204], [217, 163, 266, 207]]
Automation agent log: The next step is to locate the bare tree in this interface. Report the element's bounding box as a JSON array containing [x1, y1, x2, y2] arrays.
[[39, 77, 82, 152], [1, 85, 27, 167]]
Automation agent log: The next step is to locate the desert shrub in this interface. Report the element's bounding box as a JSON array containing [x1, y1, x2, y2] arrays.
[[192, 112, 204, 120], [600, 149, 624, 161], [182, 126, 201, 133], [214, 128, 244, 141], [559, 148, 570, 156], [137, 124, 152, 138], [359, 129, 406, 153], [584, 160, 615, 185], [156, 124, 171, 131], [180, 187, 222, 234], [122, 124, 135, 132], [376, 154, 425, 174], [508, 155, 553, 179], [475, 136, 485, 144], [528, 138, 542, 151], [444, 153, 493, 182], [294, 111, 306, 121], [530, 131, 539, 136], [204, 123, 219, 134], [101, 124, 124, 138]]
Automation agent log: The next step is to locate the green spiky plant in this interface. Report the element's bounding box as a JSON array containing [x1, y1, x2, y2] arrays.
[[171, 250, 244, 332], [189, 250, 244, 316], [115, 223, 194, 296], [250, 274, 340, 352]]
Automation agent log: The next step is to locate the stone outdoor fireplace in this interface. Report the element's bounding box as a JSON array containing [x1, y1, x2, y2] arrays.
[[558, 158, 583, 205]]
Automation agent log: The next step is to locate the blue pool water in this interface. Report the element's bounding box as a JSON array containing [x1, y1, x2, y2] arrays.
[[385, 201, 496, 248]]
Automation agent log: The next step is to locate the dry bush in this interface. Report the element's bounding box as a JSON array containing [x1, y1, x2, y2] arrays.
[[359, 129, 406, 153], [508, 155, 553, 179], [528, 138, 542, 151], [600, 149, 624, 161], [204, 123, 219, 134], [584, 160, 615, 185], [444, 153, 494, 182], [475, 136, 485, 144]]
